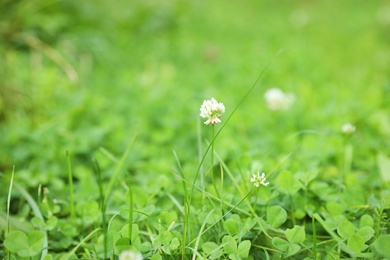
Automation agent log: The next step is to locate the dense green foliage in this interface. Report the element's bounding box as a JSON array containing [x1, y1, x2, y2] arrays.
[[1, 0, 390, 259]]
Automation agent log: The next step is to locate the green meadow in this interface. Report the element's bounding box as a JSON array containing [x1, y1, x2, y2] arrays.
[[1, 0, 390, 259]]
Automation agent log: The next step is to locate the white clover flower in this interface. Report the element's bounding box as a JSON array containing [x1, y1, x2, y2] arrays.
[[341, 123, 356, 134], [264, 88, 295, 111], [250, 172, 269, 188], [119, 250, 143, 260], [200, 97, 225, 125]]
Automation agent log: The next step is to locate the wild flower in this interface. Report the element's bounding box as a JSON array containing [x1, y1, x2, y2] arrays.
[[119, 250, 143, 260], [200, 97, 225, 125], [264, 88, 295, 111], [341, 123, 356, 134], [250, 172, 269, 188]]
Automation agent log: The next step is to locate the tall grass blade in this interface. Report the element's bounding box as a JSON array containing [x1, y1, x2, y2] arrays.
[[128, 183, 133, 245], [104, 134, 137, 203], [92, 158, 107, 259], [192, 209, 215, 260], [6, 165, 15, 236], [173, 149, 190, 260]]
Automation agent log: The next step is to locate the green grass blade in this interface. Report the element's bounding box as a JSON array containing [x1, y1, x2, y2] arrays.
[[104, 134, 138, 203], [192, 209, 215, 260], [59, 228, 101, 260], [92, 158, 107, 259], [128, 183, 133, 244], [6, 165, 15, 236]]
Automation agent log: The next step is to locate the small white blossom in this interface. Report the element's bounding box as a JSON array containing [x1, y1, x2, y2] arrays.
[[119, 250, 143, 260], [264, 88, 295, 111], [341, 123, 356, 134], [250, 172, 269, 188], [200, 98, 225, 125]]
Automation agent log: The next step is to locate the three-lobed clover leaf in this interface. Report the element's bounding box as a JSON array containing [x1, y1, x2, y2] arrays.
[[4, 230, 45, 257]]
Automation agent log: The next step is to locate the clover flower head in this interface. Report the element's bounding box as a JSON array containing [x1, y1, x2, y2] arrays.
[[264, 88, 295, 111], [341, 123, 356, 134], [119, 250, 143, 260], [200, 97, 225, 125], [250, 172, 269, 188]]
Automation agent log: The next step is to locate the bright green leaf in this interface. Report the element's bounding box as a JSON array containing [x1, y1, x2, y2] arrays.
[[140, 242, 152, 253], [43, 254, 53, 260], [78, 200, 100, 224], [378, 153, 390, 183], [161, 231, 173, 245], [337, 220, 355, 239], [224, 219, 239, 236], [237, 240, 251, 258], [114, 237, 132, 252], [357, 226, 375, 242], [343, 189, 366, 206], [296, 170, 318, 185], [276, 170, 302, 195], [244, 217, 257, 231], [28, 231, 45, 255], [272, 237, 289, 251], [267, 205, 287, 228], [228, 253, 240, 260], [222, 235, 237, 254], [4, 231, 30, 254], [150, 254, 162, 260], [161, 245, 171, 255], [45, 216, 58, 230], [286, 225, 306, 244], [286, 243, 301, 257], [169, 238, 180, 251], [347, 234, 366, 254], [202, 242, 223, 259], [4, 230, 45, 257], [202, 242, 219, 254], [120, 223, 139, 242], [374, 235, 390, 258], [359, 214, 374, 228], [95, 231, 120, 258], [326, 201, 344, 217]]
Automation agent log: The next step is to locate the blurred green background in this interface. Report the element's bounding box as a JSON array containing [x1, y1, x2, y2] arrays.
[[1, 0, 389, 196]]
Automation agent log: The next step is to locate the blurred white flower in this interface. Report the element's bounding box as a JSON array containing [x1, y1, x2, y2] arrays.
[[341, 123, 356, 134], [200, 98, 225, 125], [119, 250, 143, 260], [377, 6, 390, 25], [290, 9, 309, 28], [264, 88, 295, 111], [250, 172, 269, 188]]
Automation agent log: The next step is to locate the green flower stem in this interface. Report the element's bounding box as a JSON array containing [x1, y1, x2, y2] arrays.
[[342, 142, 353, 182], [211, 124, 220, 198], [253, 187, 259, 215], [128, 184, 133, 245]]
